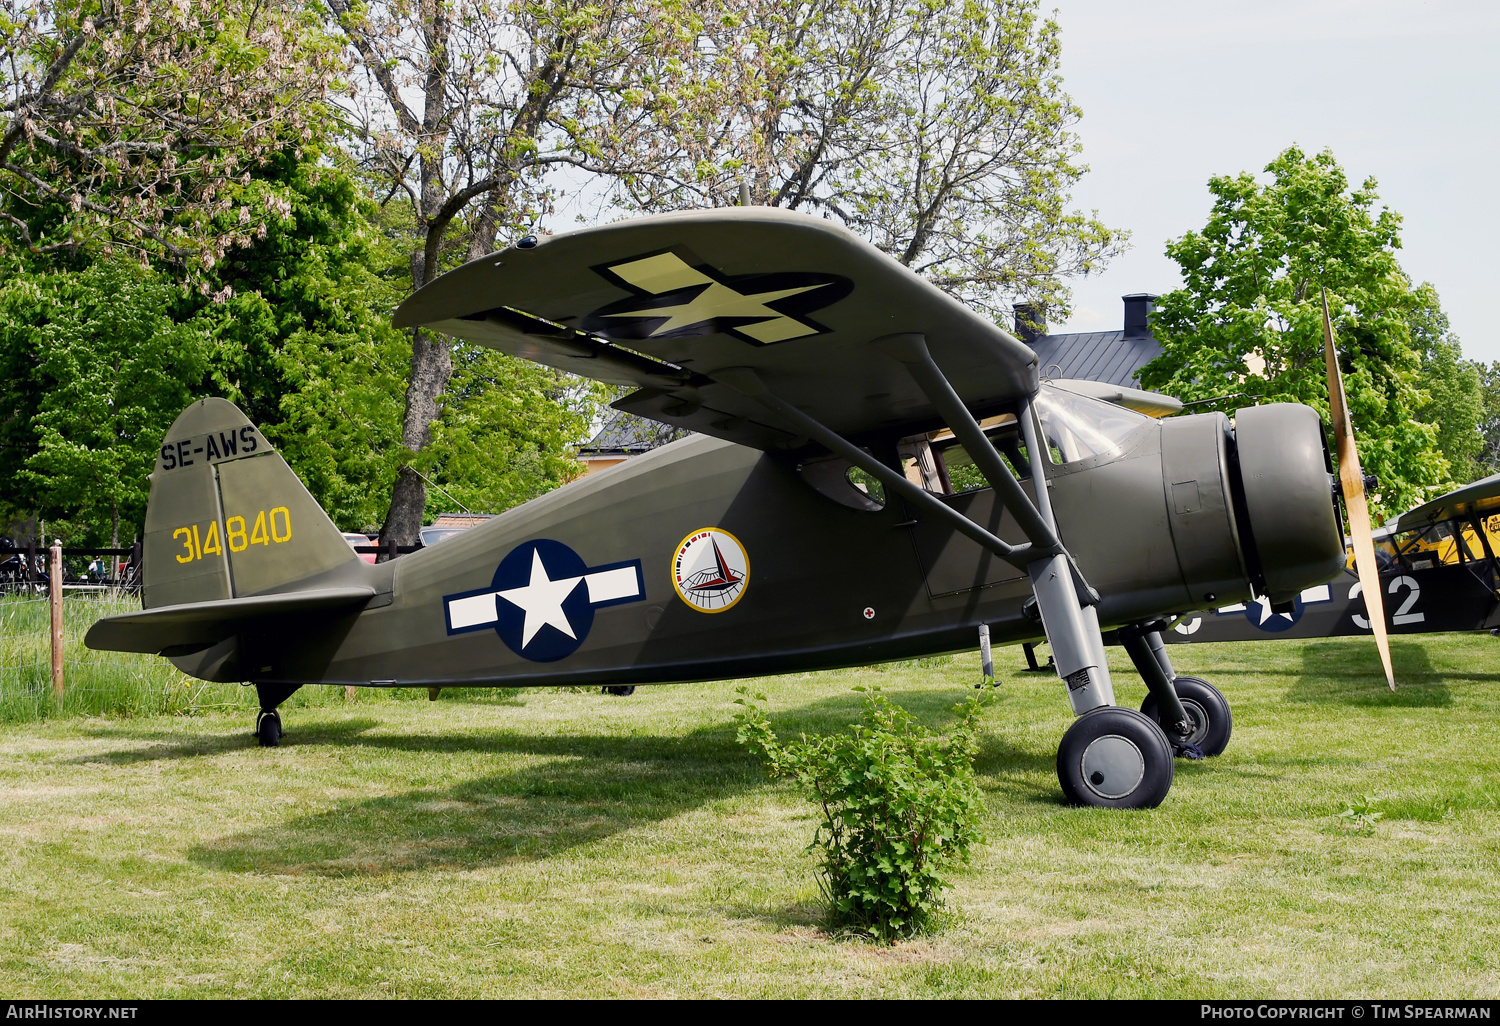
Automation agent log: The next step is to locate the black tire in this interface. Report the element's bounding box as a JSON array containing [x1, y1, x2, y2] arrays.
[[602, 685, 636, 697], [1057, 706, 1174, 809], [256, 710, 282, 747], [1139, 676, 1232, 757]]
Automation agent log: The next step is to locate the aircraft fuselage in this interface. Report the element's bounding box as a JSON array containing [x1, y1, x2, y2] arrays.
[[172, 398, 1342, 691]]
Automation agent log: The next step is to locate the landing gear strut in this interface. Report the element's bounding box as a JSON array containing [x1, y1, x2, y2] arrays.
[[1141, 676, 1232, 757], [1021, 641, 1054, 672], [253, 682, 301, 747], [1119, 622, 1231, 759], [802, 338, 1172, 809]]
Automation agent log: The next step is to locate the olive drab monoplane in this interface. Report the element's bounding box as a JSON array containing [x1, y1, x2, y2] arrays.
[[86, 207, 1384, 810]]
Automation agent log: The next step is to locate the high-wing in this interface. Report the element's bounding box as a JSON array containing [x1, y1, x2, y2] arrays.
[[395, 207, 1039, 450], [1395, 472, 1500, 533]]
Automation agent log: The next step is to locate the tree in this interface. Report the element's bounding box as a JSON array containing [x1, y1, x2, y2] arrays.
[[0, 143, 418, 544], [192, 146, 415, 533], [619, 0, 1124, 320], [0, 0, 339, 269], [1474, 362, 1500, 480], [1409, 286, 1485, 486], [334, 0, 1124, 544], [421, 347, 606, 515], [0, 260, 213, 546], [327, 0, 710, 546], [1137, 146, 1449, 518]]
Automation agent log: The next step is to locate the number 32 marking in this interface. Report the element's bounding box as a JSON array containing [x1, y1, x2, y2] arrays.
[[1349, 575, 1425, 629]]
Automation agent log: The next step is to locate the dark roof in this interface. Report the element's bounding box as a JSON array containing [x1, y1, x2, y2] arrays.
[[578, 409, 694, 456], [1028, 329, 1161, 389]]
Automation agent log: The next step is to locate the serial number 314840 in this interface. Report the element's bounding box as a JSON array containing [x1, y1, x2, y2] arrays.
[[173, 508, 292, 563]]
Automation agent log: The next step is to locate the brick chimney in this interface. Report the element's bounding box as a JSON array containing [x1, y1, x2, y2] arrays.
[[1123, 293, 1158, 338], [1012, 302, 1046, 345]]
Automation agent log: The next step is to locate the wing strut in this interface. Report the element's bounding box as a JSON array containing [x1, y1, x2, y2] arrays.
[[717, 336, 1117, 713], [874, 334, 1063, 554], [871, 332, 1114, 708], [712, 367, 1035, 569]]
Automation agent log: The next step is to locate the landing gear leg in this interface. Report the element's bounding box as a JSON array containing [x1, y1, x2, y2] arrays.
[[1021, 642, 1053, 672], [1028, 554, 1173, 809], [1121, 623, 1232, 758], [253, 682, 302, 747], [1027, 553, 1115, 713]]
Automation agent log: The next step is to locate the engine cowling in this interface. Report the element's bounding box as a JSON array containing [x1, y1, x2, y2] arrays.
[[1229, 403, 1346, 604]]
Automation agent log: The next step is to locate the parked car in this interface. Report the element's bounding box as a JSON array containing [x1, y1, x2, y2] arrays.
[[341, 533, 378, 564]]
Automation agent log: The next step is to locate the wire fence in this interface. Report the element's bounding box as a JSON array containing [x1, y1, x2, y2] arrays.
[[0, 546, 139, 596], [0, 591, 459, 724], [0, 590, 239, 721]]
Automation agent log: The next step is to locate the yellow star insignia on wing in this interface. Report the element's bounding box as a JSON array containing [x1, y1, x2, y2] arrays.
[[598, 252, 834, 344]]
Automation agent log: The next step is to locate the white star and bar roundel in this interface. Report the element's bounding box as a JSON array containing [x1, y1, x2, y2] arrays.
[[672, 528, 750, 613], [581, 248, 852, 346], [443, 539, 644, 662]]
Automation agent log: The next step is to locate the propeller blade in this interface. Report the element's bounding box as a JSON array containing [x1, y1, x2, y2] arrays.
[[1322, 287, 1395, 691]]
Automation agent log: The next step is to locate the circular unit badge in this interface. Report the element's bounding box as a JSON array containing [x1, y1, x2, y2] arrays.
[[672, 528, 750, 613]]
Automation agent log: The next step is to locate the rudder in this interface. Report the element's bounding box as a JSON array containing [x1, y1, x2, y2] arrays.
[[143, 398, 359, 608]]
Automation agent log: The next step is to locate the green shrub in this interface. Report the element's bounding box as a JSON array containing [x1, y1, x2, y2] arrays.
[[733, 684, 989, 942], [1338, 793, 1385, 835]]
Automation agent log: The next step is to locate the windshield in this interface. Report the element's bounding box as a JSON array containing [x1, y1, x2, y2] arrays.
[[1033, 384, 1150, 464]]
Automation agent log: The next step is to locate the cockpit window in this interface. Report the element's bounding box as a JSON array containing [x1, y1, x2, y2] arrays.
[[1034, 384, 1150, 464], [847, 466, 886, 505]]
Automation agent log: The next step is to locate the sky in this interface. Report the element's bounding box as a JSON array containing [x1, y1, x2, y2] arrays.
[[1046, 0, 1500, 361]]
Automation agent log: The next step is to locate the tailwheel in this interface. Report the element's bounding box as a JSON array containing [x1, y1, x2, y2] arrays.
[[255, 709, 282, 748], [1140, 676, 1232, 757], [602, 685, 636, 697], [1057, 706, 1174, 809]]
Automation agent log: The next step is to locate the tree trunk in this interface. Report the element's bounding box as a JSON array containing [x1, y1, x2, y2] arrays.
[[380, 185, 508, 549], [380, 323, 452, 549]]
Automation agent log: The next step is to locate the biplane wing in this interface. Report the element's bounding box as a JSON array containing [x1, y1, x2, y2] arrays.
[[394, 207, 1039, 450]]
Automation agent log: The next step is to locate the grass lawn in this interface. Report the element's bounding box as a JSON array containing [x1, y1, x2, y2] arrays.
[[0, 633, 1497, 998]]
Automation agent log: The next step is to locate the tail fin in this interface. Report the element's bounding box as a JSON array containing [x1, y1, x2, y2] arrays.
[[142, 398, 360, 608]]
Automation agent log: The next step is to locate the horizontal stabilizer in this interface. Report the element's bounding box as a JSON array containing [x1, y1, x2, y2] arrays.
[[85, 587, 375, 655]]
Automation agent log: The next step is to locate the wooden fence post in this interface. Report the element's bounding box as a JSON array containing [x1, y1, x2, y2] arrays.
[[49, 539, 63, 698]]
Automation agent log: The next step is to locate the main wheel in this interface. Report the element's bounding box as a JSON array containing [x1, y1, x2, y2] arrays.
[[602, 685, 636, 697], [1139, 676, 1232, 757], [256, 709, 282, 747], [1057, 706, 1174, 809]]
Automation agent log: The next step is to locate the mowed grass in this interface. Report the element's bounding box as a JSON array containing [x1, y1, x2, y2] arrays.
[[0, 633, 1498, 998]]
